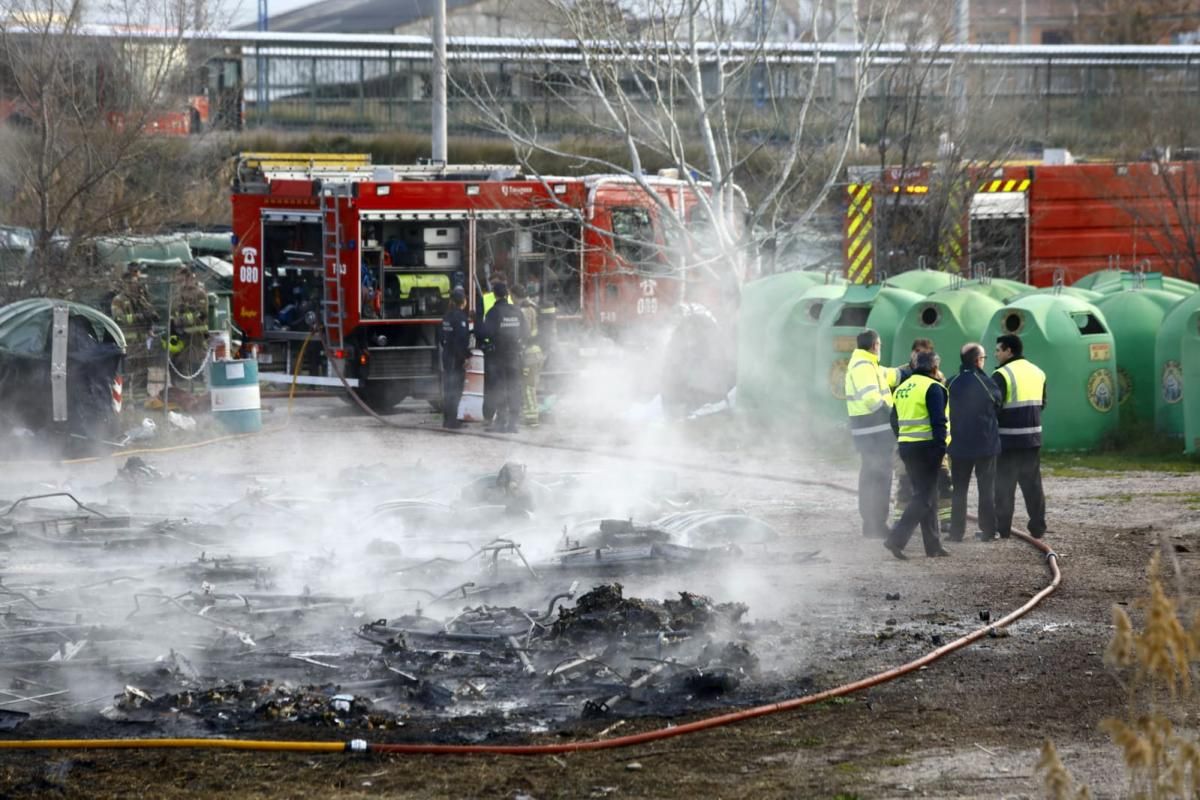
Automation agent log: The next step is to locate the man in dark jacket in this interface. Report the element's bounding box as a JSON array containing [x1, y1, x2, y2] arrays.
[[947, 342, 1003, 541], [439, 287, 470, 430], [884, 351, 951, 559], [482, 283, 527, 433]]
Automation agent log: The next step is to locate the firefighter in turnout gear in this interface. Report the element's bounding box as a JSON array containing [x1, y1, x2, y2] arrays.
[[992, 333, 1047, 538], [510, 284, 544, 427], [844, 329, 906, 539], [482, 282, 527, 433], [885, 350, 951, 560], [439, 286, 470, 429], [111, 263, 159, 409], [170, 265, 209, 391]]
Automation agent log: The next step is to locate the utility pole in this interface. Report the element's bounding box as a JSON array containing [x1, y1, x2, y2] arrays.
[[256, 0, 268, 126], [432, 0, 448, 163], [835, 0, 859, 150], [1019, 0, 1028, 44]]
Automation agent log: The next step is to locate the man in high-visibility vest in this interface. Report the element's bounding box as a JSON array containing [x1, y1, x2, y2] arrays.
[[844, 329, 906, 539], [992, 333, 1047, 539], [885, 350, 951, 559]]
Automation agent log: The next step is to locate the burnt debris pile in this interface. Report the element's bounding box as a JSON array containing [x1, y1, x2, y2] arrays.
[[0, 460, 801, 737]]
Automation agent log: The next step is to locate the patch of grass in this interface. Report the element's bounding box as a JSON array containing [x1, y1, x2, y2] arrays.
[[881, 757, 911, 767], [1045, 421, 1200, 474], [1044, 450, 1200, 476], [818, 697, 856, 707], [798, 736, 825, 747], [832, 794, 863, 800], [832, 762, 862, 775]]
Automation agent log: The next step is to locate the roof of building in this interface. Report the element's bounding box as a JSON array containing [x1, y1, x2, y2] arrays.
[[253, 0, 482, 33]]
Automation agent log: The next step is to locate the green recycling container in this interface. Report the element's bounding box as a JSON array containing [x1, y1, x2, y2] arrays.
[[960, 277, 1031, 303], [748, 281, 848, 427], [1079, 270, 1197, 299], [1154, 290, 1200, 437], [981, 294, 1118, 451], [737, 270, 828, 415], [1162, 276, 1200, 297], [883, 269, 957, 296], [894, 286, 1003, 372], [812, 284, 923, 420], [1094, 288, 1182, 425], [1018, 285, 1106, 303], [209, 358, 262, 433], [1182, 309, 1200, 454]]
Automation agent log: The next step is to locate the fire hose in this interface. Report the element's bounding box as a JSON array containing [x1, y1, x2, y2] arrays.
[[0, 327, 1063, 753]]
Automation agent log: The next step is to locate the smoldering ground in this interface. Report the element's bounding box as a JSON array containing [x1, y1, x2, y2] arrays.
[[0, 384, 862, 739]]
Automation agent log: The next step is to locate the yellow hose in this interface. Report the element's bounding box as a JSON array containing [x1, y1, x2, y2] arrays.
[[0, 738, 348, 752]]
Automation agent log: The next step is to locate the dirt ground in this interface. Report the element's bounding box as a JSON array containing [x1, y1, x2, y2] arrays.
[[2, 394, 1198, 799]]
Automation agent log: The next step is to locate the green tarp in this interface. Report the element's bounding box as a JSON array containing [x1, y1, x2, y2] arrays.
[[0, 298, 125, 356]]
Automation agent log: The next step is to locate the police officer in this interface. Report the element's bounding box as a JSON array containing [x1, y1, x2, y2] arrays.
[[885, 350, 951, 560], [110, 263, 159, 409], [478, 272, 506, 426], [844, 329, 905, 539], [439, 286, 470, 430], [947, 342, 1003, 542], [992, 333, 1047, 539], [482, 282, 527, 433]]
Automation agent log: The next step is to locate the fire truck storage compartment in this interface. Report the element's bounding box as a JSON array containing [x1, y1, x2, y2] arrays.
[[360, 219, 463, 321], [970, 192, 1029, 282], [262, 217, 323, 333], [475, 215, 583, 315]]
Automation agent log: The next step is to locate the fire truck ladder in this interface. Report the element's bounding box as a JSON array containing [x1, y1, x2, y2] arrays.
[[319, 185, 348, 351]]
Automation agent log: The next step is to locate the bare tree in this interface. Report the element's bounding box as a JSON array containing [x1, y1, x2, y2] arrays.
[[453, 0, 900, 292], [0, 0, 218, 301], [864, 13, 1034, 282]]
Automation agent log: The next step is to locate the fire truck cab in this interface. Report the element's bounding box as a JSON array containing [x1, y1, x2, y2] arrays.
[[231, 154, 748, 412]]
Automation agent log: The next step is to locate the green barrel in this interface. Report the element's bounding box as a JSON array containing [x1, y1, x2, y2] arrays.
[[209, 359, 262, 433], [982, 294, 1118, 451], [1154, 291, 1200, 437], [1074, 270, 1125, 292], [750, 282, 848, 427], [1183, 308, 1200, 454], [894, 286, 1003, 371], [883, 269, 957, 296], [812, 284, 923, 420], [1094, 288, 1182, 425], [736, 270, 828, 414]]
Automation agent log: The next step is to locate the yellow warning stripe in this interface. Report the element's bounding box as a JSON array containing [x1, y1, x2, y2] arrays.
[[978, 178, 1031, 193], [848, 222, 872, 262]]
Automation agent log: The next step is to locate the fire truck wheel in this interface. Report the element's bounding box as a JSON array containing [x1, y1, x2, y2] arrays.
[[354, 382, 401, 414]]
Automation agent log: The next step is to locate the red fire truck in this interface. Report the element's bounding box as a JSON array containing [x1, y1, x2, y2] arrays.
[[844, 159, 1200, 286], [231, 154, 748, 411]]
